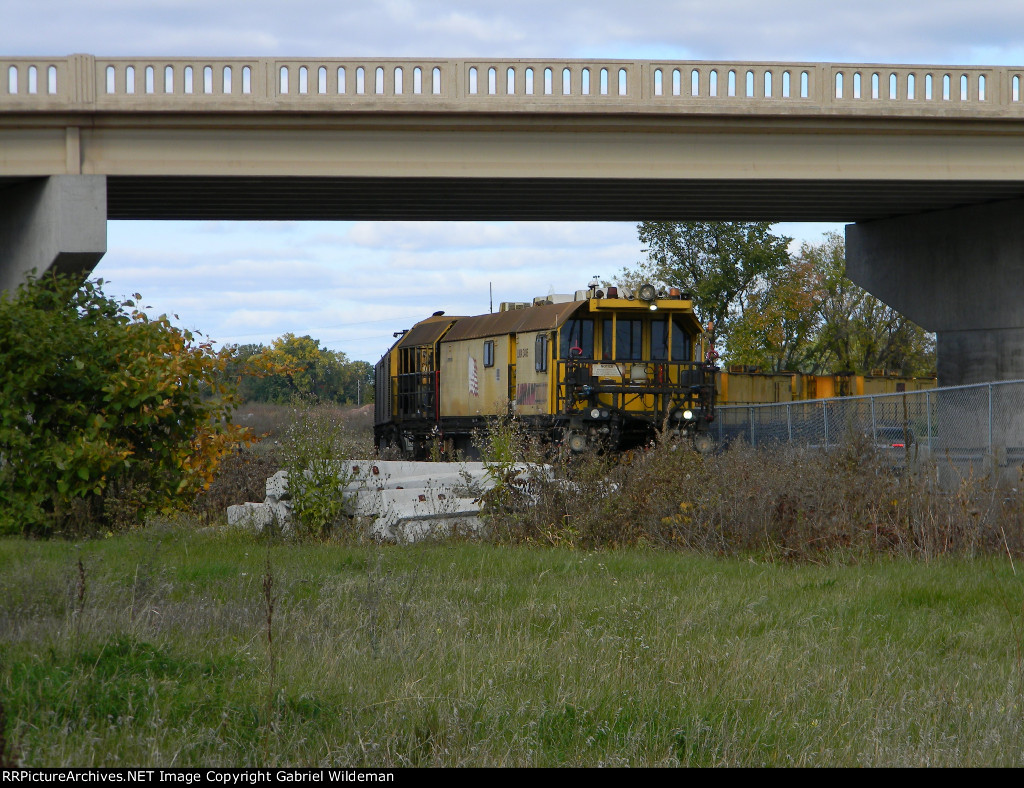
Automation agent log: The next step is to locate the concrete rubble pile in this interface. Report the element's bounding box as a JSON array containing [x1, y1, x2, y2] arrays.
[[226, 460, 553, 542]]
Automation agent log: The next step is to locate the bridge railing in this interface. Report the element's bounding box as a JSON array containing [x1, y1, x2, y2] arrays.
[[3, 55, 1024, 116]]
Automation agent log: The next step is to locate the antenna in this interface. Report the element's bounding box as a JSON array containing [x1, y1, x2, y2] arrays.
[[489, 282, 493, 314]]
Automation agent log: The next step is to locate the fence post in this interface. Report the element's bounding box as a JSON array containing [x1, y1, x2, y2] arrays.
[[870, 395, 876, 442], [749, 406, 755, 447], [989, 383, 994, 457], [823, 400, 829, 447], [787, 403, 792, 442], [926, 390, 932, 452]]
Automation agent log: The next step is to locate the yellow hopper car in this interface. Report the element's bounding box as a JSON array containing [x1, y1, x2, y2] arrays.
[[374, 282, 718, 458]]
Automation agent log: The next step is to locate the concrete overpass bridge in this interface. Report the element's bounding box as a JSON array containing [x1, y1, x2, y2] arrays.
[[5, 54, 1024, 384]]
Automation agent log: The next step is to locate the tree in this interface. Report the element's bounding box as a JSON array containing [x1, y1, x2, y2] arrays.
[[725, 254, 821, 372], [623, 225, 935, 376], [632, 221, 794, 338], [801, 233, 935, 376], [0, 273, 248, 536], [228, 334, 374, 405]]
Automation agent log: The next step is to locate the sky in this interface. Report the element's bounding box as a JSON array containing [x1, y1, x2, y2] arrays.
[[4, 0, 1023, 362]]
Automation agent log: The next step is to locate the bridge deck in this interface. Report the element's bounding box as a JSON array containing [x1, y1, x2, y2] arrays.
[[5, 56, 1024, 222]]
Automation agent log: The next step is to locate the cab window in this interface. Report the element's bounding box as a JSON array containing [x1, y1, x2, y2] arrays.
[[671, 316, 691, 361], [615, 319, 643, 360], [560, 318, 594, 358], [535, 334, 548, 372], [602, 319, 613, 359], [652, 319, 669, 360], [651, 317, 692, 361]]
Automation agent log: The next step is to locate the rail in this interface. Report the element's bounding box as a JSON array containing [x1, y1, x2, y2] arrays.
[[3, 55, 1024, 118]]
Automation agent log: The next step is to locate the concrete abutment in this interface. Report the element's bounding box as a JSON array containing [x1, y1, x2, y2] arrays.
[[846, 198, 1024, 387], [0, 175, 107, 294]]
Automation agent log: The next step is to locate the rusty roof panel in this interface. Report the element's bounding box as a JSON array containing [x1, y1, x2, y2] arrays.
[[396, 315, 464, 348], [442, 301, 586, 342]]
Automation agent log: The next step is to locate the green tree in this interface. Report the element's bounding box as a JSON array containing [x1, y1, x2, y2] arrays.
[[632, 221, 793, 337], [623, 225, 935, 376], [0, 273, 248, 536]]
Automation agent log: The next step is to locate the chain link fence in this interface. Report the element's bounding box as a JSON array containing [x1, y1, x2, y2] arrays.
[[715, 380, 1024, 485]]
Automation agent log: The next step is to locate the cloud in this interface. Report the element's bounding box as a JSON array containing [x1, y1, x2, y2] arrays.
[[346, 222, 636, 252], [8, 0, 1024, 64]]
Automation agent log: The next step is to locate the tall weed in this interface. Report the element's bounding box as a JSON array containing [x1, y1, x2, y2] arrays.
[[280, 401, 362, 541]]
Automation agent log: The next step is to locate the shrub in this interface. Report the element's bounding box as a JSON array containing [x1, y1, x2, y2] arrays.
[[485, 434, 1024, 560], [0, 273, 248, 536]]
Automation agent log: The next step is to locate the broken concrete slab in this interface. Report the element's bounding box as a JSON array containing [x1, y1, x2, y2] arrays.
[[226, 459, 553, 541]]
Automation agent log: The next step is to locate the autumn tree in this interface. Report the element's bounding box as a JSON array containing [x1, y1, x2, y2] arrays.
[[725, 254, 821, 372], [801, 233, 935, 376], [229, 334, 373, 405], [0, 273, 248, 537]]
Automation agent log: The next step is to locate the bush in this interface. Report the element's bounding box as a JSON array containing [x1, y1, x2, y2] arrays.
[[0, 273, 248, 536]]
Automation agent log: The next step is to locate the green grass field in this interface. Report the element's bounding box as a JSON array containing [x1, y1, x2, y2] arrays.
[[2, 523, 1023, 767]]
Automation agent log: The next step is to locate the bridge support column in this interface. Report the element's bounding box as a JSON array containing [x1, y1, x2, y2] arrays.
[[0, 175, 107, 295], [846, 198, 1024, 387]]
